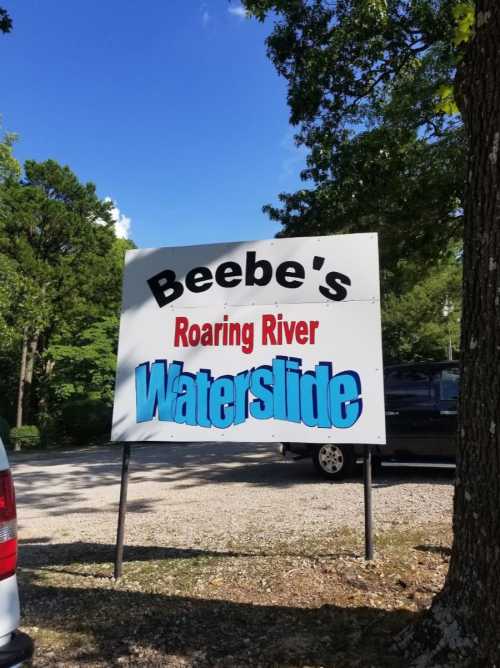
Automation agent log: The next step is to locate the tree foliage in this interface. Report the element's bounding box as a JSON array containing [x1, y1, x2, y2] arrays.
[[0, 158, 133, 442], [383, 253, 462, 362], [244, 0, 465, 269], [0, 129, 20, 183], [244, 0, 467, 362]]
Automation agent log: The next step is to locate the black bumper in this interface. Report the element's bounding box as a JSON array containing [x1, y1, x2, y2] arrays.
[[282, 442, 366, 458], [281, 442, 312, 457], [0, 632, 34, 667]]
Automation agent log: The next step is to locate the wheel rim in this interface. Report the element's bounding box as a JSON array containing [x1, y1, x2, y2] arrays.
[[318, 444, 344, 474]]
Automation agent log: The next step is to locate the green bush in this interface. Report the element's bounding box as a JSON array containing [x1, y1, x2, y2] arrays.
[[0, 416, 10, 446], [61, 399, 112, 445], [10, 425, 41, 450]]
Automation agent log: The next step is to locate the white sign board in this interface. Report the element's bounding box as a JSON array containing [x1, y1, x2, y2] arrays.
[[112, 234, 385, 444]]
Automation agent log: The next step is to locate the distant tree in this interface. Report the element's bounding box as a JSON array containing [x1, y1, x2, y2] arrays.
[[0, 129, 20, 183], [46, 237, 134, 408], [383, 253, 462, 363], [0, 253, 20, 349], [49, 316, 121, 403], [0, 159, 116, 428]]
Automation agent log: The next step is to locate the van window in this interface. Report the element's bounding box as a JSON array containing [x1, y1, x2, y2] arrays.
[[385, 368, 433, 402], [440, 367, 459, 401]]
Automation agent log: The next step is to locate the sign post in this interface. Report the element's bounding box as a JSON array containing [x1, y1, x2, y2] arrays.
[[114, 442, 131, 579], [363, 444, 374, 560], [112, 234, 385, 575]]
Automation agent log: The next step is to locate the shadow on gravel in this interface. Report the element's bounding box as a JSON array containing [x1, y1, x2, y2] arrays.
[[18, 540, 249, 573], [11, 443, 455, 521], [414, 544, 452, 557], [372, 467, 455, 488], [18, 541, 359, 577], [19, 570, 416, 667], [12, 443, 320, 518]]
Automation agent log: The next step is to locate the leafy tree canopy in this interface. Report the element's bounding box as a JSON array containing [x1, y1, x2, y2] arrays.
[[383, 251, 462, 362], [1, 160, 114, 286], [0, 159, 130, 432], [244, 0, 466, 270], [49, 315, 121, 404], [0, 253, 21, 347]]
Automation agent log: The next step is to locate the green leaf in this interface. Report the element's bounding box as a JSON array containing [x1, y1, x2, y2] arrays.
[[435, 84, 460, 115], [452, 2, 475, 46]]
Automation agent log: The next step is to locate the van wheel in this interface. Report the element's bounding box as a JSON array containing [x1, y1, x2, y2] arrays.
[[312, 444, 355, 480]]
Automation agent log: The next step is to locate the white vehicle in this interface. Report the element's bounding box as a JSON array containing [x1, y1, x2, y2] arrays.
[[0, 437, 33, 667]]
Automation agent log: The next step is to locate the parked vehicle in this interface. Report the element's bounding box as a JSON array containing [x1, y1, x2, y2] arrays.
[[282, 361, 459, 480], [0, 437, 34, 667]]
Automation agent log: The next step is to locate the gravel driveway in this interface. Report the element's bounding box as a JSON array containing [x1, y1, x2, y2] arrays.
[[11, 442, 454, 552]]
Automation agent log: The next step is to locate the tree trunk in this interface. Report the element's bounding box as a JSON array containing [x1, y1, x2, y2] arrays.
[[15, 329, 28, 451], [397, 3, 500, 665], [15, 330, 39, 430], [16, 330, 28, 428], [37, 357, 55, 426], [23, 332, 39, 424]]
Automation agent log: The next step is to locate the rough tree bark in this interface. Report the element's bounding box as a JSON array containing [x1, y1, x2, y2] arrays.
[[15, 329, 28, 430], [15, 330, 38, 433], [397, 3, 500, 666], [23, 331, 39, 420]]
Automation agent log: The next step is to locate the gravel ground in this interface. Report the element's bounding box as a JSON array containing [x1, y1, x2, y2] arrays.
[[11, 442, 454, 551], [11, 443, 455, 667]]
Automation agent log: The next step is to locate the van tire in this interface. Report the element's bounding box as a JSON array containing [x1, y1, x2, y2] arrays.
[[312, 444, 355, 480]]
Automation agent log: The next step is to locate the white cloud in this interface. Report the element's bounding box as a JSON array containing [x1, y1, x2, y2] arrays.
[[200, 2, 211, 28], [228, 5, 248, 18], [104, 197, 132, 239]]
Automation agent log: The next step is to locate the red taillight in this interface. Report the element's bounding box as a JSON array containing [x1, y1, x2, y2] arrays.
[[0, 470, 17, 580]]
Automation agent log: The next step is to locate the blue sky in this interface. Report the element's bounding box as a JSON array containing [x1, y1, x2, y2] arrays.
[[1, 1, 307, 247]]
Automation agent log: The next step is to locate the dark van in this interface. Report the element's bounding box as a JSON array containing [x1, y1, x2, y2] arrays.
[[281, 361, 459, 480]]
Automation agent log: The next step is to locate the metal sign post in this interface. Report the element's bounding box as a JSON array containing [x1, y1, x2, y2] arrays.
[[114, 442, 131, 579], [363, 444, 374, 560]]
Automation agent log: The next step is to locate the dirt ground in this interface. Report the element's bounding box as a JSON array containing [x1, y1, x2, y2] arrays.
[[11, 443, 454, 667]]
